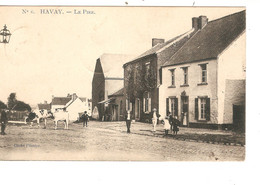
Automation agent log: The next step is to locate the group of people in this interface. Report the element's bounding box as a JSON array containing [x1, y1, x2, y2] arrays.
[[125, 108, 180, 135], [162, 112, 180, 136]]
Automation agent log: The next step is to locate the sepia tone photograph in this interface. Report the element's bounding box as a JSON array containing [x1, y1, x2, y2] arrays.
[[0, 6, 246, 161]]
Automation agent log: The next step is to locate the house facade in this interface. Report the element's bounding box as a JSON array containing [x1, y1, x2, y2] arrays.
[[92, 53, 135, 121], [160, 10, 245, 130], [123, 20, 199, 122], [51, 93, 89, 121], [107, 88, 125, 121]]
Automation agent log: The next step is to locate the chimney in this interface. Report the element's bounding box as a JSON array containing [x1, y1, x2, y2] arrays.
[[198, 16, 208, 29], [192, 16, 208, 30], [44, 100, 47, 104], [192, 17, 199, 30], [152, 38, 165, 47], [72, 93, 77, 101]]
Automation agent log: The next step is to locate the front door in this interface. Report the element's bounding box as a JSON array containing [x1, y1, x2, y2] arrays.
[[115, 105, 118, 121], [135, 98, 140, 121], [233, 105, 245, 132], [181, 96, 189, 126]]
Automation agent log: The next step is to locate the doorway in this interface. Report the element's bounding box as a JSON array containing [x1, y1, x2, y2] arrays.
[[181, 96, 189, 126], [135, 98, 140, 121], [233, 104, 245, 132]]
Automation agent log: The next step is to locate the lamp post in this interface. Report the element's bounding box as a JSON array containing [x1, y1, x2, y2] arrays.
[[0, 25, 11, 44]]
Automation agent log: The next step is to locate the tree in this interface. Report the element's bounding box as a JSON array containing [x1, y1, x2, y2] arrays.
[[145, 65, 157, 91], [13, 101, 31, 112], [7, 93, 17, 109], [0, 100, 7, 109]]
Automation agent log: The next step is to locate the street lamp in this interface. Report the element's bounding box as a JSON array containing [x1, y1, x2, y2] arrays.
[[0, 25, 11, 44]]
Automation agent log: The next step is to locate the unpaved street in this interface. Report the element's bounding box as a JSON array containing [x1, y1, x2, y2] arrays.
[[0, 120, 245, 161]]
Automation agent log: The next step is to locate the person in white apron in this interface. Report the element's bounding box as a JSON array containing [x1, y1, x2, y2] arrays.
[[151, 108, 160, 132], [183, 112, 187, 126], [163, 115, 171, 136], [125, 110, 132, 133]]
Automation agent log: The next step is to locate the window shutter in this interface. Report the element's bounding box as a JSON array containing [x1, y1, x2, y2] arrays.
[[130, 102, 133, 112], [195, 98, 198, 120], [126, 99, 128, 111], [143, 98, 145, 112], [148, 98, 151, 112], [166, 98, 169, 115], [174, 98, 178, 117], [206, 98, 210, 121]]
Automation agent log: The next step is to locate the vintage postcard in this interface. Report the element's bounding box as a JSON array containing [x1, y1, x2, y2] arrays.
[[0, 6, 246, 161]]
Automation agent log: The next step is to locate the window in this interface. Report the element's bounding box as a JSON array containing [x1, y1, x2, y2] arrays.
[[143, 91, 151, 113], [200, 64, 207, 83], [170, 69, 175, 86], [183, 67, 188, 85], [145, 62, 150, 78], [126, 99, 132, 111], [134, 65, 137, 83], [200, 98, 206, 120], [120, 100, 123, 115], [195, 97, 210, 121]]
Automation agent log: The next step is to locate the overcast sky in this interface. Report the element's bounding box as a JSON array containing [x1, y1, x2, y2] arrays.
[[0, 7, 244, 106]]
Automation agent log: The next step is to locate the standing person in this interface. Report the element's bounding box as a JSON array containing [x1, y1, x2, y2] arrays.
[[168, 112, 174, 133], [163, 115, 171, 136], [150, 108, 160, 132], [81, 111, 89, 128], [173, 116, 180, 135], [125, 110, 132, 133], [0, 109, 8, 135]]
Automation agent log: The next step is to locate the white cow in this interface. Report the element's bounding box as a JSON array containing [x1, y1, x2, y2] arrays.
[[53, 110, 69, 130], [28, 109, 50, 128], [35, 109, 50, 128]]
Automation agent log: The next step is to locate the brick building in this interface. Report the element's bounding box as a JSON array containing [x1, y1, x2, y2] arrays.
[[123, 18, 199, 122]]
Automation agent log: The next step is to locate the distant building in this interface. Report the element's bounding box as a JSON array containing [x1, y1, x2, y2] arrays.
[[37, 101, 51, 112], [107, 88, 124, 121], [160, 10, 245, 130], [92, 53, 135, 121], [51, 93, 89, 121]]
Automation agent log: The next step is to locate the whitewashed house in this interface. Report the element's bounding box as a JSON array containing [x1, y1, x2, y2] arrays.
[[159, 11, 245, 130], [51, 93, 89, 121]]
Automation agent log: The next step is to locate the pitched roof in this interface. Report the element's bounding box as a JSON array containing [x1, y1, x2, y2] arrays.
[[38, 103, 51, 110], [108, 87, 124, 97], [124, 29, 196, 66], [51, 97, 71, 106], [99, 53, 136, 78], [163, 10, 246, 67], [79, 97, 86, 102]]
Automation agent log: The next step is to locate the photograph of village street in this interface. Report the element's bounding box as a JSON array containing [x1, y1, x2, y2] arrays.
[[0, 6, 245, 161]]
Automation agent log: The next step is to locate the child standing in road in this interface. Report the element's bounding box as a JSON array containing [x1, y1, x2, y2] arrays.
[[173, 116, 180, 135], [163, 115, 171, 136]]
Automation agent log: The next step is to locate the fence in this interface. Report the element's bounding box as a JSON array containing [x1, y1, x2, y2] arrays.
[[7, 110, 28, 122]]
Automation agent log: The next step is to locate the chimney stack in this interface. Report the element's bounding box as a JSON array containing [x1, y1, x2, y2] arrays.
[[72, 93, 77, 101], [152, 38, 165, 47], [192, 16, 208, 30], [192, 17, 199, 30], [198, 16, 208, 29]]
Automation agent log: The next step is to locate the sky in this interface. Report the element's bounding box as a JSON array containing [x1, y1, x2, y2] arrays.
[[0, 6, 245, 106]]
